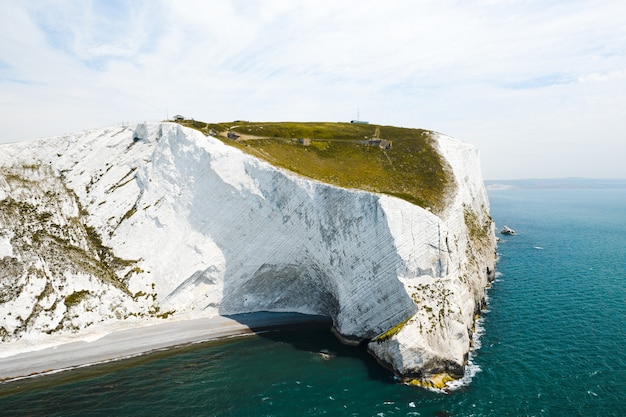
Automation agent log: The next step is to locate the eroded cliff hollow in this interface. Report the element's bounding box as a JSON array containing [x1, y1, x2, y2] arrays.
[[0, 122, 496, 388]]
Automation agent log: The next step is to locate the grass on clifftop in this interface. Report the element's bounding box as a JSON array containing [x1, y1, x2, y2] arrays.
[[177, 120, 454, 212]]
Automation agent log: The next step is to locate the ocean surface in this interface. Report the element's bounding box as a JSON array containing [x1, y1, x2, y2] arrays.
[[1, 188, 625, 417]]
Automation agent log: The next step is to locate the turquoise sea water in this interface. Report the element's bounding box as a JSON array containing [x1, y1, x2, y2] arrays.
[[1, 188, 625, 416]]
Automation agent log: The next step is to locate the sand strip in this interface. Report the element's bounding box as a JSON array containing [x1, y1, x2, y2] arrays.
[[0, 312, 330, 383]]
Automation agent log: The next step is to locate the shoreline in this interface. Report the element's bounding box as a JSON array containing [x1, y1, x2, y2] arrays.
[[0, 312, 331, 383]]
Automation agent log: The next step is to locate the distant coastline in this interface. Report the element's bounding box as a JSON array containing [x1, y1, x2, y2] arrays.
[[485, 178, 626, 190]]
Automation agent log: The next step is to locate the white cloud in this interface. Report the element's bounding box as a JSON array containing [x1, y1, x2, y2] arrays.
[[1, 0, 626, 179], [578, 69, 626, 83]]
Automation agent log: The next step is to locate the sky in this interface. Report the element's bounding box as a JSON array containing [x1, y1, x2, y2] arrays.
[[1, 0, 625, 180]]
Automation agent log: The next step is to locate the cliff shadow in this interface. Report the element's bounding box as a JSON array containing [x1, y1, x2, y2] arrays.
[[225, 311, 398, 384]]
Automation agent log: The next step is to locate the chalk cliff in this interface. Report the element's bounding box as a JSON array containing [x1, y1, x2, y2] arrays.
[[0, 122, 496, 387]]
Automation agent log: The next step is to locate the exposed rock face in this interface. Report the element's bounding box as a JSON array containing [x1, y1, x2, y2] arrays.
[[367, 135, 497, 385], [500, 225, 516, 235], [0, 122, 496, 386], [0, 165, 153, 340]]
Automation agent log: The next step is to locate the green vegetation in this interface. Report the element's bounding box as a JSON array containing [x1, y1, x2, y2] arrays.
[[463, 206, 491, 247], [119, 206, 137, 224], [0, 165, 172, 340], [0, 256, 25, 304], [0, 166, 134, 295], [64, 290, 90, 308], [177, 120, 454, 212], [374, 317, 412, 342], [106, 167, 137, 194]]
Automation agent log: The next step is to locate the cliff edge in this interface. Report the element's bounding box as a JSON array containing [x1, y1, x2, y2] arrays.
[[0, 122, 496, 388]]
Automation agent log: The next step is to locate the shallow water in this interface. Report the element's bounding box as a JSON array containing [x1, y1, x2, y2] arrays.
[[1, 188, 625, 416]]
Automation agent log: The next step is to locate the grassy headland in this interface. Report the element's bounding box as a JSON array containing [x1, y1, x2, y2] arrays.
[[177, 120, 454, 212]]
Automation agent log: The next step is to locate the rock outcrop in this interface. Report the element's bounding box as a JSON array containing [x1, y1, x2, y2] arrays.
[[0, 122, 496, 387], [500, 225, 516, 235]]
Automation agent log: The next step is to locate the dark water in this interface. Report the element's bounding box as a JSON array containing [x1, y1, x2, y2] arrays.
[[1, 188, 625, 416]]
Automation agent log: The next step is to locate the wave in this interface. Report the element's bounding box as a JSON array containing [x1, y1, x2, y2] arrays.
[[443, 315, 486, 392]]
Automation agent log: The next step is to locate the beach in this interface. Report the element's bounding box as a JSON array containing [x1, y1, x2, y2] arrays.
[[0, 312, 330, 382]]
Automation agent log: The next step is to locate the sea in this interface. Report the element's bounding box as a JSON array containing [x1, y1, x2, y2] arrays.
[[0, 188, 624, 417]]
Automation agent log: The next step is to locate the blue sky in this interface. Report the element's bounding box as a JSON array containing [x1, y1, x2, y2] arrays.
[[1, 0, 625, 179]]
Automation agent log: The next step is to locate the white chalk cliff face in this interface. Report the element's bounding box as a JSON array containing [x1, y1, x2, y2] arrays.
[[0, 122, 496, 386]]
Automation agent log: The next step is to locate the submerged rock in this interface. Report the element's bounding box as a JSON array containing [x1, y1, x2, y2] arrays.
[[0, 122, 496, 388]]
